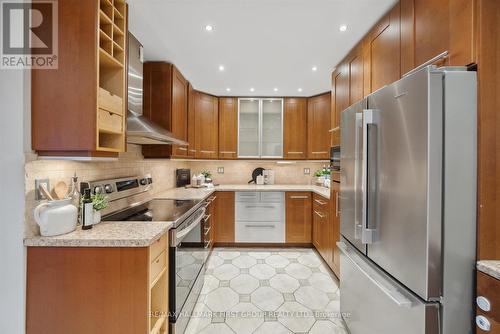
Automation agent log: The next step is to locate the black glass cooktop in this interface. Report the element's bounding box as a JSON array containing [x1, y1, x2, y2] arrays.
[[103, 199, 201, 226]]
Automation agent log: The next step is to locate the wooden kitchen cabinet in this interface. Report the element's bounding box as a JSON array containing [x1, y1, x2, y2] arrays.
[[284, 98, 308, 159], [195, 92, 219, 159], [331, 182, 341, 277], [477, 271, 500, 333], [307, 93, 331, 160], [142, 62, 189, 158], [312, 193, 332, 265], [285, 192, 312, 243], [218, 98, 238, 159], [32, 0, 127, 158], [331, 64, 349, 147], [203, 195, 217, 251], [214, 191, 235, 243], [26, 235, 169, 334]]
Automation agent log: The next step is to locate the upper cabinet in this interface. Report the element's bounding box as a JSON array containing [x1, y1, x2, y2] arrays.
[[195, 92, 219, 159], [142, 62, 189, 158], [283, 98, 308, 160], [238, 98, 283, 159], [307, 93, 331, 160], [187, 83, 197, 158], [32, 0, 127, 158], [218, 98, 238, 159]]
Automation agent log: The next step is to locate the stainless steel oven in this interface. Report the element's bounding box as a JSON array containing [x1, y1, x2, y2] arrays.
[[169, 203, 208, 334], [330, 145, 340, 171]]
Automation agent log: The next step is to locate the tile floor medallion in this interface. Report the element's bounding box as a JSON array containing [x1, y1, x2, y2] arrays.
[[185, 248, 347, 334]]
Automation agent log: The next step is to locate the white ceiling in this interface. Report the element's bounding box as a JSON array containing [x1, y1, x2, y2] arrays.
[[128, 0, 396, 97]]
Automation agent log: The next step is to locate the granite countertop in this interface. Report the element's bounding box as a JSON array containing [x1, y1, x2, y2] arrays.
[[155, 184, 331, 200], [24, 221, 173, 247], [477, 260, 500, 280]]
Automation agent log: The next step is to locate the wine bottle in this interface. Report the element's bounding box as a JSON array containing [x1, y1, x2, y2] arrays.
[[82, 188, 93, 230]]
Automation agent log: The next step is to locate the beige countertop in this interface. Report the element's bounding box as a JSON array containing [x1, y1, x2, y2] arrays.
[[477, 260, 500, 280], [24, 221, 173, 248], [155, 184, 331, 200]]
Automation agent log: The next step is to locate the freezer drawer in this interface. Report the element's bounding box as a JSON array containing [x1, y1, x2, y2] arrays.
[[338, 241, 439, 334], [235, 202, 284, 222], [235, 221, 285, 243], [235, 192, 260, 202], [260, 192, 284, 203]]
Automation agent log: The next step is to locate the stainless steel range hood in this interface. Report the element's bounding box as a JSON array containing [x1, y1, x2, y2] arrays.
[[126, 33, 188, 146]]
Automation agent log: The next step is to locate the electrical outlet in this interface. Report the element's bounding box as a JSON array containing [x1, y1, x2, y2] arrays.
[[304, 168, 311, 175], [217, 167, 224, 174], [35, 179, 50, 200]]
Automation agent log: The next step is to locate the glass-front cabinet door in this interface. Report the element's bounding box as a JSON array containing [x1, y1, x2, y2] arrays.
[[238, 99, 260, 157], [238, 98, 283, 158], [261, 99, 283, 158]]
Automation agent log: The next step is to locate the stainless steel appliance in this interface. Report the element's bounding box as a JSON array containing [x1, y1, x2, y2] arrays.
[[83, 175, 208, 334], [339, 66, 477, 334], [330, 145, 340, 171], [126, 33, 187, 145]]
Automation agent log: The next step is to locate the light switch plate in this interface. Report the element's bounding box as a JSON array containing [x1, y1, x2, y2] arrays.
[[304, 168, 310, 175], [35, 179, 50, 200], [217, 167, 224, 174]]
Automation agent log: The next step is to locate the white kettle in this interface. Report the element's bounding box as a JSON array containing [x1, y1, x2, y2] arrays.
[[34, 199, 78, 236]]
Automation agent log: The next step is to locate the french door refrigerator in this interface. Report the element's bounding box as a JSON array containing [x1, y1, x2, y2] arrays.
[[338, 66, 477, 334]]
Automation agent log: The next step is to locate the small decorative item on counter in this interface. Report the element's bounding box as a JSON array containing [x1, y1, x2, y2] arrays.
[[91, 192, 108, 225], [201, 170, 213, 184], [82, 188, 93, 230], [34, 198, 78, 236], [314, 168, 331, 186]]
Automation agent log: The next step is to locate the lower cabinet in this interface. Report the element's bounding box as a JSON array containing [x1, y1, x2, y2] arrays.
[[477, 271, 500, 333], [285, 192, 312, 243], [331, 182, 341, 277], [26, 235, 169, 334], [313, 193, 332, 265], [203, 195, 217, 251], [214, 191, 235, 243]]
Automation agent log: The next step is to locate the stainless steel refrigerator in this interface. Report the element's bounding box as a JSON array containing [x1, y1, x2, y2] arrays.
[[338, 66, 477, 334]]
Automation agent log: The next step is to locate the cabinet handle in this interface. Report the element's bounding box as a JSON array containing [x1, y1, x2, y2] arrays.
[[335, 192, 339, 217], [189, 149, 196, 152], [203, 214, 211, 222], [287, 151, 304, 154], [329, 127, 340, 133], [314, 199, 327, 205], [245, 205, 275, 209], [208, 196, 217, 202], [290, 195, 309, 199], [204, 226, 212, 235], [200, 150, 215, 154], [314, 210, 325, 218], [244, 224, 275, 229], [177, 147, 188, 151], [220, 151, 236, 154], [311, 151, 328, 154]]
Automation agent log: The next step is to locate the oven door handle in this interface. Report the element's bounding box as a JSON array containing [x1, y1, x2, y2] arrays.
[[173, 208, 205, 246]]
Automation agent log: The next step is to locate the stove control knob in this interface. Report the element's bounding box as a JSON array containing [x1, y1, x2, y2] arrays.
[[93, 186, 102, 194], [104, 184, 114, 194], [140, 178, 148, 186]]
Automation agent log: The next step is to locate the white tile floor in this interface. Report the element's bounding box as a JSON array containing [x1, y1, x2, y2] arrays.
[[185, 248, 348, 334]]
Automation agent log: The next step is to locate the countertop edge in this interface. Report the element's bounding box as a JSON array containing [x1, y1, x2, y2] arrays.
[[477, 260, 500, 280]]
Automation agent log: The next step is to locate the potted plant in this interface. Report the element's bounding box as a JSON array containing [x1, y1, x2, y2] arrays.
[[201, 170, 213, 184], [313, 169, 331, 186], [91, 193, 108, 224]]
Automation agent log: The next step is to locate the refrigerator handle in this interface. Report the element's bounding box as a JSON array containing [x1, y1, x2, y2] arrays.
[[337, 241, 415, 308], [354, 113, 363, 239], [362, 109, 380, 244]]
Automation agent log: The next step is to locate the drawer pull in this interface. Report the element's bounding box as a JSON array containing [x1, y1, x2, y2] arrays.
[[477, 296, 491, 312], [177, 147, 188, 151], [314, 199, 327, 205], [204, 240, 212, 249], [290, 195, 309, 199], [476, 315, 491, 331], [311, 151, 328, 154], [203, 214, 211, 222], [204, 226, 212, 235], [244, 224, 275, 229], [314, 210, 325, 219], [329, 127, 340, 133], [287, 151, 304, 154], [200, 150, 215, 154], [245, 205, 275, 209], [220, 151, 236, 154]]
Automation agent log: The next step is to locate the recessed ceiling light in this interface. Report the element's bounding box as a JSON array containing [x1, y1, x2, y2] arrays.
[[226, 88, 231, 92], [312, 66, 318, 71], [273, 88, 278, 92], [339, 24, 347, 32], [250, 87, 255, 92], [205, 25, 214, 31], [298, 88, 303, 92], [218, 65, 225, 71]]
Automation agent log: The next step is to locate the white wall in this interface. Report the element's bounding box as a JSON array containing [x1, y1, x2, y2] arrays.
[[0, 68, 28, 333]]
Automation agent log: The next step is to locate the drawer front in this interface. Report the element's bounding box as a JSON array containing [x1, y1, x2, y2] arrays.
[[236, 202, 284, 222], [235, 192, 260, 202], [98, 108, 123, 133], [150, 250, 166, 284], [235, 221, 285, 243], [477, 271, 500, 324], [313, 193, 330, 210], [98, 87, 123, 115], [261, 192, 285, 203], [150, 234, 167, 261]]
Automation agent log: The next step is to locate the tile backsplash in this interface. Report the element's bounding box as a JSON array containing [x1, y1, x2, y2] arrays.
[[24, 144, 326, 237]]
